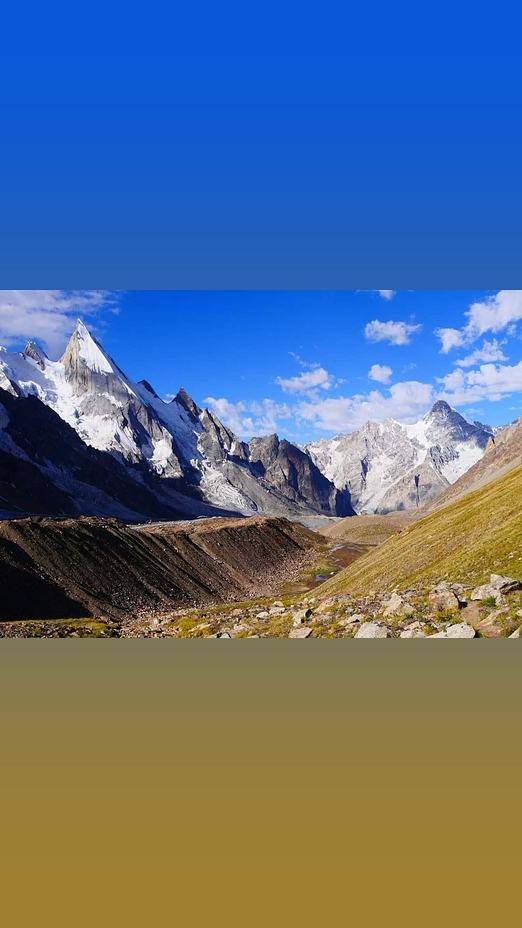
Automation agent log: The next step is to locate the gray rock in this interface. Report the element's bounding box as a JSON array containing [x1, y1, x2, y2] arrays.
[[382, 592, 414, 618], [354, 622, 389, 639], [472, 574, 522, 602], [489, 573, 522, 593], [509, 626, 521, 639], [445, 623, 476, 638], [400, 622, 427, 638], [470, 585, 503, 605], [256, 611, 270, 619], [289, 627, 313, 639], [272, 601, 285, 608], [339, 613, 364, 628], [292, 608, 313, 627]]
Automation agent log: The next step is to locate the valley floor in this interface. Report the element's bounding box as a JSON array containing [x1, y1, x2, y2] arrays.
[[1, 509, 521, 638]]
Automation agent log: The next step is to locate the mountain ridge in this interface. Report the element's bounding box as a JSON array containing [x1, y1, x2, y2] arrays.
[[0, 321, 352, 520]]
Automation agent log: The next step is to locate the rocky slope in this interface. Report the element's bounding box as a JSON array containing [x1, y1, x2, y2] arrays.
[[0, 321, 351, 519], [305, 401, 492, 513], [0, 515, 323, 622]]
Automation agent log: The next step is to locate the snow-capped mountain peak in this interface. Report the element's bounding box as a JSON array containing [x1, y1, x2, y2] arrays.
[[305, 401, 493, 514], [61, 318, 125, 378]]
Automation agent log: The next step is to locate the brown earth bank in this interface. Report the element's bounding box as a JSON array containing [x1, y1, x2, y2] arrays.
[[0, 515, 325, 625], [319, 511, 418, 546]]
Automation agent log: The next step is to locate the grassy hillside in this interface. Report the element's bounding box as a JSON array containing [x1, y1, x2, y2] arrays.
[[317, 462, 522, 597]]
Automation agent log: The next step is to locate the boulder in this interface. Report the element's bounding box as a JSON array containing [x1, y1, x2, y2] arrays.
[[355, 623, 389, 639], [472, 574, 522, 602], [490, 573, 522, 592], [289, 627, 313, 639], [445, 623, 476, 638], [255, 611, 271, 619], [292, 608, 313, 627], [382, 592, 414, 618], [470, 585, 503, 605], [429, 589, 462, 612]]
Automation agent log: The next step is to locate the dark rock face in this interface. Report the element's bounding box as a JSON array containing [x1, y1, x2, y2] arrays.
[[248, 434, 354, 516]]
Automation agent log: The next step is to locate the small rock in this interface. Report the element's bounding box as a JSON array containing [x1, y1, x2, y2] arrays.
[[445, 623, 476, 638], [210, 631, 232, 639], [289, 627, 313, 639], [472, 574, 522, 602], [428, 589, 461, 612], [354, 623, 389, 639], [272, 601, 284, 608], [269, 607, 286, 615], [339, 613, 364, 628], [509, 627, 521, 639], [231, 624, 249, 636], [400, 621, 427, 639], [470, 584, 502, 604], [256, 611, 270, 619], [230, 608, 243, 617], [292, 608, 313, 627], [489, 573, 522, 593], [382, 592, 414, 618]]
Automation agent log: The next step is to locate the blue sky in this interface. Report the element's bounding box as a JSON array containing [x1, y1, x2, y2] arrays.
[[1, 290, 522, 443]]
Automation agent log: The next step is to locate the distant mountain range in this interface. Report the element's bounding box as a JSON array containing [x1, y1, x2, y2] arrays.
[[0, 320, 503, 520]]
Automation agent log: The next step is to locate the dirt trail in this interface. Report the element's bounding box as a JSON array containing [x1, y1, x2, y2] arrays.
[[0, 515, 323, 622]]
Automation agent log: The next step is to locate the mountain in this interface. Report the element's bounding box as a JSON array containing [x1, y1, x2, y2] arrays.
[[0, 321, 350, 519], [305, 401, 492, 514]]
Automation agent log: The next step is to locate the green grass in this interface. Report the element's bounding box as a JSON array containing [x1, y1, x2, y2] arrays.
[[317, 462, 522, 597]]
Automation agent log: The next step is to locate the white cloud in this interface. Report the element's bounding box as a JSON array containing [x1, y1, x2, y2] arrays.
[[377, 290, 396, 300], [435, 327, 466, 354], [204, 396, 291, 438], [275, 366, 334, 394], [368, 363, 393, 384], [438, 359, 522, 405], [297, 380, 434, 432], [0, 290, 118, 355], [438, 369, 466, 392], [364, 319, 422, 346], [465, 290, 522, 338], [436, 291, 522, 353], [455, 338, 507, 368]]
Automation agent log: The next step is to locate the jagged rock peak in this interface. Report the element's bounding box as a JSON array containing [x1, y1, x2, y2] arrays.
[[23, 341, 48, 370], [139, 379, 160, 399], [174, 387, 201, 419], [427, 400, 454, 417]]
